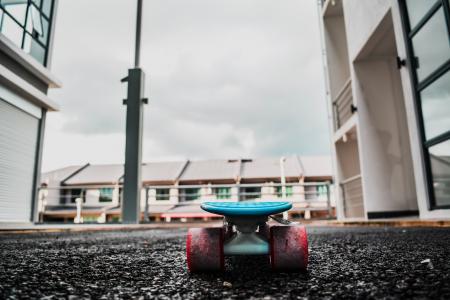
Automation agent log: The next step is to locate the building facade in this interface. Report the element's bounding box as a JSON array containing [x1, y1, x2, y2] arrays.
[[40, 156, 334, 223], [320, 0, 449, 219], [0, 0, 60, 223]]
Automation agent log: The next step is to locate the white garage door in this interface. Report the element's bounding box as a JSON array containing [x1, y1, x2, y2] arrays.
[[0, 99, 39, 222]]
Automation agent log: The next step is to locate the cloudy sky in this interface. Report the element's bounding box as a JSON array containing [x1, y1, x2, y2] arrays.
[[42, 0, 330, 172]]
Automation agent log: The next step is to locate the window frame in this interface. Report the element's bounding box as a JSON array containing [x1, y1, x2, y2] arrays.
[[155, 188, 170, 201], [214, 187, 231, 199], [241, 186, 261, 200], [399, 0, 450, 209], [0, 0, 54, 66], [99, 187, 113, 203], [275, 186, 293, 198], [70, 188, 86, 204], [180, 188, 201, 201]]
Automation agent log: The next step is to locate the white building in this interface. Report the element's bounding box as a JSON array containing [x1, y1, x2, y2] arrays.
[[40, 156, 334, 223], [0, 1, 60, 223], [320, 0, 449, 220]]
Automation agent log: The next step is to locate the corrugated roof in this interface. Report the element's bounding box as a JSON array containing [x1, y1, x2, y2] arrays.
[[240, 156, 303, 180], [300, 156, 332, 177], [41, 165, 84, 187], [43, 156, 332, 186], [64, 164, 123, 185], [179, 159, 240, 182], [141, 161, 187, 183]]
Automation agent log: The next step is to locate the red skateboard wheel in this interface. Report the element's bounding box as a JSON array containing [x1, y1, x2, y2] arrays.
[[186, 227, 224, 272], [269, 225, 308, 271]]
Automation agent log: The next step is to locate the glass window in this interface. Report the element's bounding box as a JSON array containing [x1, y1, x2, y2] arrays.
[[1, 13, 23, 46], [99, 188, 113, 202], [241, 187, 261, 200], [156, 189, 170, 201], [429, 140, 450, 207], [42, 0, 52, 17], [30, 5, 43, 36], [276, 186, 293, 198], [27, 35, 45, 64], [214, 187, 231, 199], [406, 0, 437, 29], [412, 7, 450, 81], [32, 0, 42, 8], [181, 188, 200, 201], [317, 185, 328, 196], [37, 14, 48, 44], [0, 0, 53, 66], [421, 71, 450, 140], [3, 1, 27, 25], [70, 189, 86, 203]]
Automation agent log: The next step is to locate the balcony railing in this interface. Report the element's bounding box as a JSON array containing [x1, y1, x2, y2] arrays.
[[340, 174, 364, 218], [332, 78, 354, 130], [38, 182, 334, 223]]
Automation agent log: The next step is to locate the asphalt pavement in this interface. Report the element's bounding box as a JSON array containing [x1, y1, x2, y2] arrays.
[[0, 226, 449, 299]]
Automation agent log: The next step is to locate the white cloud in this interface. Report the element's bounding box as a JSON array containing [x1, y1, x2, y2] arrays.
[[43, 0, 330, 172]]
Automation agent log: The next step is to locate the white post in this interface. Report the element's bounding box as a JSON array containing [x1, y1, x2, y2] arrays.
[[74, 198, 83, 224], [280, 157, 288, 219], [170, 187, 179, 202], [113, 184, 120, 205], [231, 186, 240, 202]]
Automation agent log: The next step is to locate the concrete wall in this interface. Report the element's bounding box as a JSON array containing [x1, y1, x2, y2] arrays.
[[321, 0, 450, 219], [323, 16, 351, 100], [343, 0, 391, 62], [354, 57, 417, 213], [346, 3, 417, 215]]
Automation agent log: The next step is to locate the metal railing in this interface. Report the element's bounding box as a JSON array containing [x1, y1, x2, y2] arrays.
[[340, 174, 364, 218], [332, 78, 354, 130], [38, 181, 334, 223]]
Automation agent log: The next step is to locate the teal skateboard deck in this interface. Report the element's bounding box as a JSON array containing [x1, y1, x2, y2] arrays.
[[187, 201, 309, 272], [201, 201, 292, 216]]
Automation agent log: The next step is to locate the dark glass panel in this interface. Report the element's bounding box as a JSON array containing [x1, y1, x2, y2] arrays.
[[421, 71, 450, 140], [406, 0, 437, 29], [412, 7, 450, 81], [429, 140, 450, 207]]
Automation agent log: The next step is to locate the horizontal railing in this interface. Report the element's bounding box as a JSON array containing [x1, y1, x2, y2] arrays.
[[340, 174, 364, 218], [332, 78, 353, 130], [38, 181, 334, 223]]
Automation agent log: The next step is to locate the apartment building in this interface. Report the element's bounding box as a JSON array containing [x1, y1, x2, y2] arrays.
[[320, 0, 449, 219], [0, 0, 60, 223], [40, 156, 333, 223]]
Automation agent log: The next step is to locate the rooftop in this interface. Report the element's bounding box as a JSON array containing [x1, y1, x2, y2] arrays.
[[42, 155, 332, 186]]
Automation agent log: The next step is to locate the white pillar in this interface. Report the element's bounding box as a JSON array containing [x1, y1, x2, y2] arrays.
[[231, 186, 240, 202], [74, 198, 83, 224], [170, 188, 179, 202]]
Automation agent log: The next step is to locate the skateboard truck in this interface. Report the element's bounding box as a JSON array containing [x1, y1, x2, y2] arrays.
[[186, 201, 308, 272], [270, 215, 300, 226]]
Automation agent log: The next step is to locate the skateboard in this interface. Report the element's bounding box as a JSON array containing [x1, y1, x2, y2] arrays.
[[186, 201, 308, 272]]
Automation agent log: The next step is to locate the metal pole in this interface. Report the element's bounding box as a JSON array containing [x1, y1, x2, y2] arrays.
[[279, 157, 288, 219], [144, 187, 149, 222], [326, 182, 332, 219], [122, 0, 147, 223], [341, 183, 346, 218], [134, 0, 143, 68], [279, 157, 287, 199]]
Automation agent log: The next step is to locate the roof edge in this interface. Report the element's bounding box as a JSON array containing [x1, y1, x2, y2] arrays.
[[61, 163, 90, 185]]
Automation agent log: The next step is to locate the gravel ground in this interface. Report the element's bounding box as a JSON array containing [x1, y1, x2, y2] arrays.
[[0, 226, 450, 299]]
